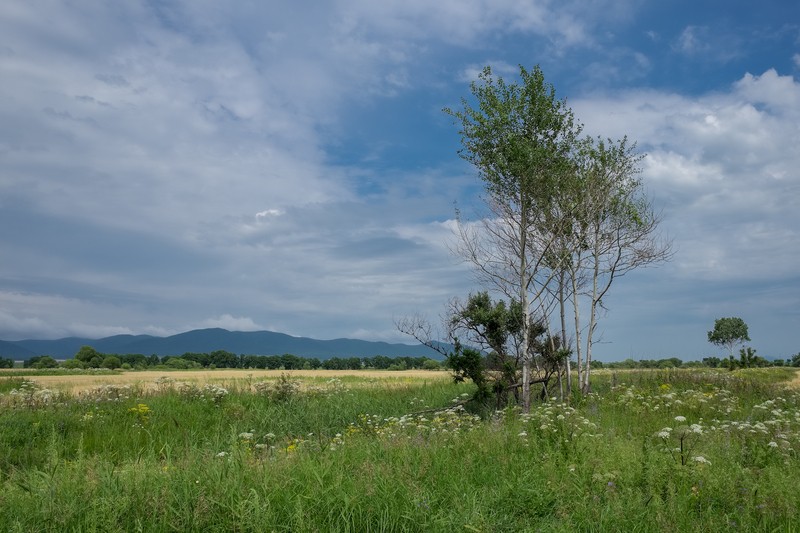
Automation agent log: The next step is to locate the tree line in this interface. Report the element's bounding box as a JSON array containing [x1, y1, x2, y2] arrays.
[[595, 352, 800, 370], [18, 345, 442, 371], [11, 345, 800, 372]]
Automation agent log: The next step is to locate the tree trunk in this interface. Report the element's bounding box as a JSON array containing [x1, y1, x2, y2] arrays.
[[571, 270, 583, 392], [520, 206, 532, 413], [583, 232, 601, 395], [559, 271, 571, 393]]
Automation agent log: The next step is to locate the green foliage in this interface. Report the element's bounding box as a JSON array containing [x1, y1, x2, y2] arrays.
[[448, 292, 566, 408], [75, 345, 101, 363], [0, 357, 13, 369], [25, 355, 59, 369], [446, 342, 488, 394], [708, 317, 751, 356], [422, 358, 441, 370], [444, 65, 580, 204], [60, 358, 86, 369], [101, 355, 122, 369], [1, 370, 800, 530]]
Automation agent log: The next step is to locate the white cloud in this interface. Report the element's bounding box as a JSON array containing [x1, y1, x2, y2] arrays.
[[255, 209, 283, 220], [458, 61, 518, 83], [200, 314, 264, 332], [573, 69, 800, 283]]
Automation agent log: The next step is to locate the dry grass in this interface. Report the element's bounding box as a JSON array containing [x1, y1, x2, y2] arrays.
[[0, 369, 451, 394]]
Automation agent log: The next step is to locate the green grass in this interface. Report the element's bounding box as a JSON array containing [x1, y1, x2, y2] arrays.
[[1, 369, 799, 531]]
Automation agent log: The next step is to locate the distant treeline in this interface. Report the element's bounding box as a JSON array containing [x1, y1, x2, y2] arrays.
[[17, 346, 442, 371], [8, 346, 800, 372], [592, 351, 800, 370]]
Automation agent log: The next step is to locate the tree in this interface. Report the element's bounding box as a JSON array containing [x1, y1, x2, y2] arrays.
[[444, 65, 582, 411], [61, 358, 86, 369], [76, 345, 102, 364], [101, 355, 122, 369], [562, 136, 671, 393], [404, 64, 668, 407], [707, 317, 750, 358], [28, 355, 59, 369]]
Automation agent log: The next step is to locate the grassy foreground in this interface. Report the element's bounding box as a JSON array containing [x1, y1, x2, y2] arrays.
[[1, 368, 800, 531]]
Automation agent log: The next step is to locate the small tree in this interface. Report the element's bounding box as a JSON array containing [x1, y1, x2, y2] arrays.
[[29, 355, 59, 369], [707, 317, 750, 358], [102, 355, 122, 369], [76, 345, 102, 364], [61, 358, 86, 369]]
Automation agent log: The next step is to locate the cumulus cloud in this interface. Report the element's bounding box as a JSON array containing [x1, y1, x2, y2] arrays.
[[200, 314, 264, 332], [573, 69, 800, 283]]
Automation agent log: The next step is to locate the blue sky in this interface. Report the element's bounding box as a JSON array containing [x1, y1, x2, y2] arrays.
[[1, 0, 798, 361]]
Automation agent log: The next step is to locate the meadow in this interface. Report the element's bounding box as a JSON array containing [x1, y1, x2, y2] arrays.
[[1, 367, 800, 531]]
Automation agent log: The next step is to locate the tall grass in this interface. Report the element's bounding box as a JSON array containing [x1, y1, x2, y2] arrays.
[[1, 369, 799, 531]]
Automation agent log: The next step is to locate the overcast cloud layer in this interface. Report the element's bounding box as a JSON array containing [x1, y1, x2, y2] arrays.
[[1, 0, 798, 360]]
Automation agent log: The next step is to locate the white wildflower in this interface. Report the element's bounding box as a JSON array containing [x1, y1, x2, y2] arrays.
[[674, 416, 687, 423]]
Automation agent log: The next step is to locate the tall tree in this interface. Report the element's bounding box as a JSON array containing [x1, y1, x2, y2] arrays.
[[568, 136, 672, 393], [444, 65, 582, 411], [708, 317, 750, 358]]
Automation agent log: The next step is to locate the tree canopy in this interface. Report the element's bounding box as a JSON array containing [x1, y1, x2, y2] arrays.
[[708, 317, 750, 357]]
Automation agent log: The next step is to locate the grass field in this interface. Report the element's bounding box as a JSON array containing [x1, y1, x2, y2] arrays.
[[2, 367, 800, 531], [0, 368, 451, 394]]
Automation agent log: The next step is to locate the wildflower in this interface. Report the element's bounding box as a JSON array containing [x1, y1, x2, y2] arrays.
[[674, 416, 687, 423], [216, 451, 227, 458], [238, 432, 254, 441], [692, 456, 711, 465], [768, 441, 779, 448], [518, 431, 528, 437]]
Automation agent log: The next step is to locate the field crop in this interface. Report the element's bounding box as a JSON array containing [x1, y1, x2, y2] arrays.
[[1, 367, 800, 531]]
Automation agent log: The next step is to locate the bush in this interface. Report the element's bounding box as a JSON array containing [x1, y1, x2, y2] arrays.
[[27, 356, 59, 369], [422, 359, 441, 370], [61, 359, 86, 369], [102, 356, 122, 369]]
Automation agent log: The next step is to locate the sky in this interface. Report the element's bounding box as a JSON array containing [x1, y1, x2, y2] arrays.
[[1, 0, 798, 361]]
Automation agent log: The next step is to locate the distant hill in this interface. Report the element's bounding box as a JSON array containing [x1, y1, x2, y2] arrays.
[[0, 340, 36, 359], [8, 328, 447, 360]]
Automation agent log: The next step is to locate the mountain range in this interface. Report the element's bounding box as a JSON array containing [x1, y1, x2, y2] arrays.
[[0, 328, 445, 360]]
